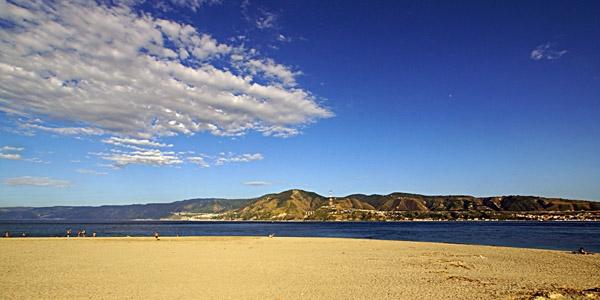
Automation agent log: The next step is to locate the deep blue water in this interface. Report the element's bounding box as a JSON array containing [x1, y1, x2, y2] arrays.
[[1, 220, 599, 253]]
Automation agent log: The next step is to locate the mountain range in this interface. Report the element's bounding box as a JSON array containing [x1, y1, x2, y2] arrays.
[[1, 189, 599, 221]]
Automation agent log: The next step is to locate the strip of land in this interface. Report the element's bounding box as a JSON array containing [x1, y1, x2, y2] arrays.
[[1, 237, 598, 299]]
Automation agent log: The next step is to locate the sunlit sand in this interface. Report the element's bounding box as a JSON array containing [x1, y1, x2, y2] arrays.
[[1, 237, 598, 299]]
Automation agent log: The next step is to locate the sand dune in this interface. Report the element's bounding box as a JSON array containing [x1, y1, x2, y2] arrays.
[[1, 237, 598, 299]]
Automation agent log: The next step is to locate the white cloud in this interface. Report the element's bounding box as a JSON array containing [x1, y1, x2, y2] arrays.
[[102, 137, 173, 148], [0, 145, 23, 160], [92, 149, 184, 169], [277, 34, 292, 42], [0, 145, 46, 163], [243, 181, 273, 186], [0, 1, 332, 140], [256, 11, 278, 29], [531, 43, 567, 60], [22, 124, 104, 136], [166, 0, 222, 10], [243, 153, 263, 160], [187, 156, 210, 168], [241, 1, 278, 30], [4, 176, 74, 188], [92, 147, 263, 168], [215, 153, 263, 165], [75, 169, 108, 175], [243, 58, 302, 86], [143, 0, 222, 13], [0, 153, 22, 160], [189, 152, 262, 167], [2, 146, 24, 151]]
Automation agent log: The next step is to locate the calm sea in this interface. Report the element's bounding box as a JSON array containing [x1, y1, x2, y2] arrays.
[[1, 220, 599, 252]]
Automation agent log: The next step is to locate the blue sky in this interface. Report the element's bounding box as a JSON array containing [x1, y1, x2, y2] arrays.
[[1, 0, 599, 207]]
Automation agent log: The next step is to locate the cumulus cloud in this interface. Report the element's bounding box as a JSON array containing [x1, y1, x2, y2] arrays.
[[243, 181, 273, 186], [0, 1, 332, 140], [531, 43, 567, 60], [4, 176, 74, 188], [75, 169, 108, 175]]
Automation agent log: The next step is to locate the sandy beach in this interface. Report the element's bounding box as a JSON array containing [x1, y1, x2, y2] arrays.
[[0, 237, 598, 300]]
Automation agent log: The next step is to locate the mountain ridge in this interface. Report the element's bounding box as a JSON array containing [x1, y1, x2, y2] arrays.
[[1, 189, 598, 220]]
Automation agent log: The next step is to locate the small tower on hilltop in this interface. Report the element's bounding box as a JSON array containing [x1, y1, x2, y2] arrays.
[[329, 190, 334, 208]]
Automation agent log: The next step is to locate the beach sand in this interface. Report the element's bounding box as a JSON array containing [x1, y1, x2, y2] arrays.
[[0, 237, 598, 300]]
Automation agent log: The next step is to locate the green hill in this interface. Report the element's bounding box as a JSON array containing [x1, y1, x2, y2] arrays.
[[236, 189, 326, 220]]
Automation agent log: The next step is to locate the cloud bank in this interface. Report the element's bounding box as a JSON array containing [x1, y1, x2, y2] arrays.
[[91, 142, 264, 169], [93, 149, 184, 168], [0, 0, 332, 139], [75, 169, 108, 175], [243, 181, 273, 186], [101, 137, 173, 149], [4, 176, 74, 188]]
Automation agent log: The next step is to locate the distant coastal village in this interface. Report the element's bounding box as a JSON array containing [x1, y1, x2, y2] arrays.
[[169, 190, 600, 222], [174, 206, 600, 222], [1, 189, 599, 221]]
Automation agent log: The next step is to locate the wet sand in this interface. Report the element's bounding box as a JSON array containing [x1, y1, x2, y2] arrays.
[[0, 237, 598, 299]]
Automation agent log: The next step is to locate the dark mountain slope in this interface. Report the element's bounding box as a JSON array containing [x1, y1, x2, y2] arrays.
[[0, 198, 255, 220]]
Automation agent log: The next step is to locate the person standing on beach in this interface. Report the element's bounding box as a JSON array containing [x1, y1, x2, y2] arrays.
[[155, 232, 159, 240], [82, 229, 86, 238], [4, 232, 8, 238], [67, 229, 71, 238]]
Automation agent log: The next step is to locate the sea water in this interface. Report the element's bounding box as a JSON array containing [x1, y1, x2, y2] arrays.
[[1, 220, 599, 252]]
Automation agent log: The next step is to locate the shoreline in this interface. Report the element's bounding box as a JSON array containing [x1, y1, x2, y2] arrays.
[[2, 220, 599, 253], [2, 235, 598, 253], [1, 237, 599, 299], [3, 218, 600, 222]]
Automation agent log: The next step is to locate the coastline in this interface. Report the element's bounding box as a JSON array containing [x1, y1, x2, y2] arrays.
[[3, 218, 600, 221], [2, 220, 599, 253], [1, 237, 598, 299]]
